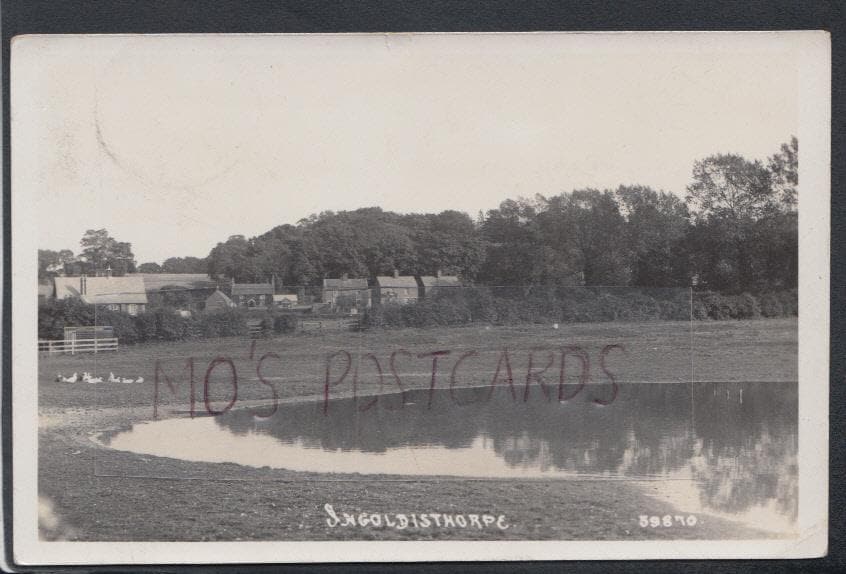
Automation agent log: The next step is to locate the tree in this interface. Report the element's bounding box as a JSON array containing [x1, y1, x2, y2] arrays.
[[38, 249, 75, 283], [207, 235, 264, 282], [137, 262, 163, 273], [478, 197, 545, 286], [79, 229, 136, 275], [615, 186, 691, 287], [686, 155, 774, 292], [539, 190, 632, 286], [161, 256, 208, 274], [768, 136, 798, 211], [406, 210, 486, 280]]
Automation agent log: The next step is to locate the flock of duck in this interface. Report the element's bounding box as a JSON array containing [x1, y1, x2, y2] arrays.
[[55, 372, 144, 384]]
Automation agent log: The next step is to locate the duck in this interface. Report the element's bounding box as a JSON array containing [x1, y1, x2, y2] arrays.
[[87, 375, 103, 384], [134, 377, 144, 384], [65, 373, 78, 384], [55, 373, 63, 382], [108, 372, 120, 384], [121, 377, 135, 384]]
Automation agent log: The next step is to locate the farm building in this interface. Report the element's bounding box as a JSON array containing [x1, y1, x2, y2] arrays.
[[54, 275, 148, 315], [205, 288, 235, 312], [374, 273, 419, 305], [419, 273, 461, 298], [230, 280, 274, 308], [322, 277, 371, 312]]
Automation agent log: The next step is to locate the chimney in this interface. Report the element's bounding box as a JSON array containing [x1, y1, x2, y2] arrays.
[[436, 269, 442, 278], [393, 269, 399, 278], [341, 272, 348, 281], [271, 274, 276, 293], [80, 275, 87, 295], [105, 265, 112, 278]]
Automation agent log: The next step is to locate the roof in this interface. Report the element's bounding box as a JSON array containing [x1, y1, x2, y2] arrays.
[[273, 294, 298, 301], [129, 273, 217, 292], [54, 276, 148, 305], [231, 283, 273, 296], [323, 278, 369, 290], [419, 275, 461, 288], [206, 289, 234, 306], [375, 276, 419, 288]]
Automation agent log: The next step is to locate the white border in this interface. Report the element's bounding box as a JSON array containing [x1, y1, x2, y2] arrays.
[[9, 31, 830, 566]]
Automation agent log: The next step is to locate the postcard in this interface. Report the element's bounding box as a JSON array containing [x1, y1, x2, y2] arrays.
[[8, 31, 829, 566]]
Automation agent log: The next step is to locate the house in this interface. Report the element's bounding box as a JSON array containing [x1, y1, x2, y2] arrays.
[[419, 273, 461, 298], [205, 289, 235, 313], [230, 279, 275, 308], [54, 275, 148, 315], [374, 273, 419, 305], [322, 277, 371, 312]]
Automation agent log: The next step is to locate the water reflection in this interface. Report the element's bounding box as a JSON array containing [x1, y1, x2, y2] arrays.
[[102, 382, 797, 532]]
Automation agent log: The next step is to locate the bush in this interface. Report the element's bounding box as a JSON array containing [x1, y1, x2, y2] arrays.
[[196, 308, 249, 338], [94, 308, 139, 344], [38, 298, 95, 340]]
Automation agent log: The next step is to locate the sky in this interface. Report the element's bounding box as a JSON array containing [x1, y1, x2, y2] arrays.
[[13, 33, 800, 264]]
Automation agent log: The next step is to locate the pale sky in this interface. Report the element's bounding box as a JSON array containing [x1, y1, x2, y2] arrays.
[[13, 33, 800, 264]]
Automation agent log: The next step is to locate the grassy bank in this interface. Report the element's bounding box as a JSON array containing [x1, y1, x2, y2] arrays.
[[37, 318, 797, 541]]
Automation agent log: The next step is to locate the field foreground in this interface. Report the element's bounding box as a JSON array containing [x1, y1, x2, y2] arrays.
[[37, 319, 798, 541]]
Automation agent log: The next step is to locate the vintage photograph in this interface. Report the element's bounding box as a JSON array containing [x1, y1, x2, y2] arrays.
[[11, 32, 829, 563]]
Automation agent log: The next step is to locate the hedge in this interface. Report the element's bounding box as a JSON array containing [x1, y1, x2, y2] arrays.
[[38, 287, 798, 345], [364, 287, 797, 328]]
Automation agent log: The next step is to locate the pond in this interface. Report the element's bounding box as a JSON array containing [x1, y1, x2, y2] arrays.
[[98, 381, 797, 534]]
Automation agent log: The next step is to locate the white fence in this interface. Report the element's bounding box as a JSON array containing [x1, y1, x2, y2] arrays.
[[38, 337, 119, 355]]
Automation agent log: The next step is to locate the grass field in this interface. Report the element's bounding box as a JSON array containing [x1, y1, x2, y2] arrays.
[[37, 318, 798, 541]]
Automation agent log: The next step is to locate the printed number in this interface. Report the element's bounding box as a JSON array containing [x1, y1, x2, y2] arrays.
[[638, 514, 698, 528]]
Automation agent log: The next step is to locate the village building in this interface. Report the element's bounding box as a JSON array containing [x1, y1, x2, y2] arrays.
[[205, 288, 235, 313], [53, 275, 148, 315], [419, 273, 462, 298], [374, 273, 419, 305], [322, 277, 371, 312], [230, 279, 275, 308]]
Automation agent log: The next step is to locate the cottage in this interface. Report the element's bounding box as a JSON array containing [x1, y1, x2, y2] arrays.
[[322, 277, 371, 312], [230, 280, 274, 308], [54, 275, 148, 315], [205, 289, 235, 312], [419, 273, 461, 298], [374, 273, 419, 305]]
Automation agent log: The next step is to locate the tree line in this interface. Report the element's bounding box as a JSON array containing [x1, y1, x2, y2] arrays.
[[40, 137, 797, 294]]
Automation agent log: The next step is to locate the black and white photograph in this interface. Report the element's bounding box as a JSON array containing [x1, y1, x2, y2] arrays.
[[9, 31, 829, 565]]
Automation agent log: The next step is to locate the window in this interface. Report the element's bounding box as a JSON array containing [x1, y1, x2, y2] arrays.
[[107, 304, 120, 311], [127, 304, 138, 316]]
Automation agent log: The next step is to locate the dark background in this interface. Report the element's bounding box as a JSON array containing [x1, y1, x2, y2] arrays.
[[2, 1, 843, 573]]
